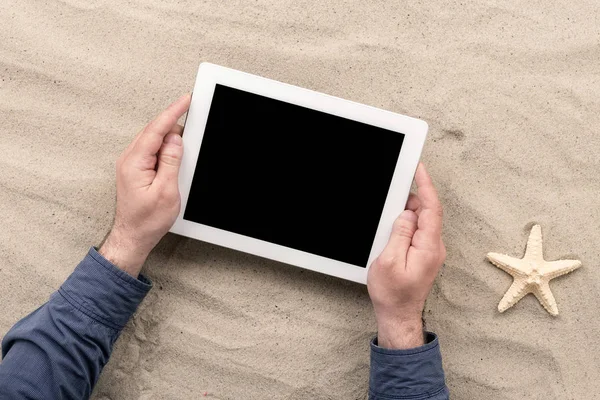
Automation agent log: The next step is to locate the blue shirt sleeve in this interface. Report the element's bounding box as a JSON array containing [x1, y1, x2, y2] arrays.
[[0, 247, 152, 400], [0, 246, 447, 399], [369, 332, 449, 399]]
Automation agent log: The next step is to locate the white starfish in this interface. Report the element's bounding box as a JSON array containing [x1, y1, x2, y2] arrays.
[[487, 225, 581, 316]]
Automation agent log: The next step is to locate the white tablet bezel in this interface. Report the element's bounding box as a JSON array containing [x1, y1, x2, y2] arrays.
[[170, 63, 428, 284]]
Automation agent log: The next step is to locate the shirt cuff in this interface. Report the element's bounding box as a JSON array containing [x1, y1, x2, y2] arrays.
[[58, 247, 152, 331], [369, 332, 447, 399]]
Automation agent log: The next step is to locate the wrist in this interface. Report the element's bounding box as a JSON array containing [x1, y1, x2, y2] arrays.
[[376, 317, 425, 350], [98, 229, 150, 278]]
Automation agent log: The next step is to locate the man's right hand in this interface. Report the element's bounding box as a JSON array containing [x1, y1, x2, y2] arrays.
[[99, 94, 192, 278], [367, 163, 446, 349]]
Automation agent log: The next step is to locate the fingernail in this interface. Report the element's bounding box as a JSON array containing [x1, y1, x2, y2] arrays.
[[165, 134, 182, 146], [399, 210, 418, 222]]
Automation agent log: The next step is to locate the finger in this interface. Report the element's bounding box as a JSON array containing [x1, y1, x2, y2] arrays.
[[149, 125, 183, 164], [154, 133, 184, 188], [133, 94, 191, 159], [414, 163, 443, 237], [131, 119, 183, 154], [126, 116, 184, 160], [124, 102, 187, 162], [406, 193, 421, 214], [379, 210, 418, 265]]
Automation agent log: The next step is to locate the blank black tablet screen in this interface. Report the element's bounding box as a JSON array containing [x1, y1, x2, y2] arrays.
[[183, 85, 404, 267]]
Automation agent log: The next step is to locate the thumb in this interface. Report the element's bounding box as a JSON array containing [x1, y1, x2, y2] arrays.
[[155, 133, 183, 186], [384, 210, 418, 256]]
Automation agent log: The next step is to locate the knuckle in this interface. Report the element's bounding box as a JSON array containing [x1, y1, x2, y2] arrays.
[[116, 160, 128, 177], [374, 253, 399, 269], [157, 186, 179, 202], [422, 252, 439, 267], [404, 274, 422, 287]]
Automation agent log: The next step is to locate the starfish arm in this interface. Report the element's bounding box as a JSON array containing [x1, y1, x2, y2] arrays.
[[487, 252, 528, 278], [532, 281, 559, 316], [524, 225, 545, 263], [542, 259, 582, 280], [498, 279, 530, 313]]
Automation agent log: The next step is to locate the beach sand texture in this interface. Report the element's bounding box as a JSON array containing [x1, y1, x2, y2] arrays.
[[1, 0, 599, 398]]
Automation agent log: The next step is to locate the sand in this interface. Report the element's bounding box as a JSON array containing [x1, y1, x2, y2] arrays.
[[1, 0, 599, 398]]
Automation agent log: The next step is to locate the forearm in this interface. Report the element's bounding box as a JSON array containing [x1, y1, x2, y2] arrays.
[[369, 332, 449, 400], [0, 247, 152, 399]]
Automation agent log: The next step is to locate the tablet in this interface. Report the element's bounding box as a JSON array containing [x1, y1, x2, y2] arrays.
[[170, 63, 428, 284]]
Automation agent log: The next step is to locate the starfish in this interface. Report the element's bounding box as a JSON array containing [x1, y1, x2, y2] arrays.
[[487, 225, 581, 316]]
